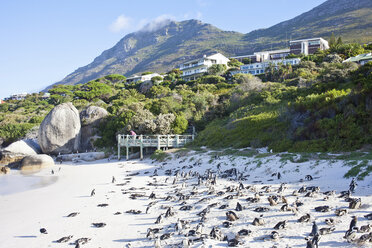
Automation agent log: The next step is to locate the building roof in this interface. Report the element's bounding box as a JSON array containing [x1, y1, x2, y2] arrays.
[[343, 53, 372, 63], [290, 37, 327, 43], [181, 52, 225, 65]]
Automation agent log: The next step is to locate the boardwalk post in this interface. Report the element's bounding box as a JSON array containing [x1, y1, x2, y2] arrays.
[[117, 134, 121, 160], [176, 134, 179, 148], [192, 134, 195, 140], [157, 135, 160, 150], [167, 135, 169, 150], [126, 135, 129, 160], [140, 135, 143, 160]]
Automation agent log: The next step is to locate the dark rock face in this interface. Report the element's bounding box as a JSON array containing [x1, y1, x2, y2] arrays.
[[80, 106, 108, 151], [38, 103, 81, 155], [20, 154, 55, 173]]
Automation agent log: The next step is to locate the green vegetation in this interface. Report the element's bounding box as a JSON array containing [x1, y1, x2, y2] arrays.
[[1, 41, 372, 156], [150, 149, 170, 162]]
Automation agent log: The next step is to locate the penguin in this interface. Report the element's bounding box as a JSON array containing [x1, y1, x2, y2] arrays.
[[40, 228, 47, 234], [277, 172, 281, 180], [252, 215, 265, 226], [155, 214, 163, 224], [196, 223, 204, 235], [226, 211, 239, 221], [310, 221, 319, 236], [238, 229, 251, 236], [92, 222, 106, 228], [90, 189, 95, 197], [335, 208, 347, 216], [349, 178, 357, 193], [359, 224, 371, 233], [235, 202, 243, 211], [349, 216, 357, 231], [344, 226, 358, 243], [66, 212, 80, 217], [182, 238, 192, 248], [364, 213, 372, 220], [325, 218, 336, 226], [112, 176, 116, 183], [298, 213, 311, 223], [273, 220, 287, 230], [55, 235, 73, 243], [51, 170, 54, 174], [312, 234, 321, 248], [319, 227, 335, 235]]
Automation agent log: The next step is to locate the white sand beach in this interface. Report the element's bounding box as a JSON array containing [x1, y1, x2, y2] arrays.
[[0, 149, 371, 248]]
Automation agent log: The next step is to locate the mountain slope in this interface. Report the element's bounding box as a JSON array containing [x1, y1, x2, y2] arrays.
[[52, 0, 372, 87]]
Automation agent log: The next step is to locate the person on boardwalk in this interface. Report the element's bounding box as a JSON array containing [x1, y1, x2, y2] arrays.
[[129, 130, 136, 136]]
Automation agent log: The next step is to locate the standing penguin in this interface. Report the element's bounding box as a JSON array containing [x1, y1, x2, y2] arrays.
[[349, 178, 357, 193], [90, 189, 95, 197], [112, 176, 116, 183], [310, 221, 319, 236], [349, 216, 357, 231]]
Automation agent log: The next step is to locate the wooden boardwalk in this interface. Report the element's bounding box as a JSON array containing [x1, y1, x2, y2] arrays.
[[117, 134, 194, 160]]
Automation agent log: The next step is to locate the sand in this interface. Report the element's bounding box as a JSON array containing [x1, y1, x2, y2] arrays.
[[0, 148, 371, 248]]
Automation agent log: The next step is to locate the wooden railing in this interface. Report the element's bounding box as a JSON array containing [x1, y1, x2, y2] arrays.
[[117, 134, 194, 160]]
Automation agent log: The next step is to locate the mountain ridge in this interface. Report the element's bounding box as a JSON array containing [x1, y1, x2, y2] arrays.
[[50, 0, 372, 88]]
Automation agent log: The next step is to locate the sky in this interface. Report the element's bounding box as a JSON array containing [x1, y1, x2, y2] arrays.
[[0, 0, 326, 99]]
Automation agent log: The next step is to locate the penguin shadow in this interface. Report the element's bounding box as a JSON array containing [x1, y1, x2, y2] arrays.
[[113, 238, 143, 243], [77, 195, 92, 198], [14, 235, 37, 238]]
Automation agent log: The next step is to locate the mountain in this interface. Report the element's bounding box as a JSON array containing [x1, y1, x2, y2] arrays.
[[52, 0, 372, 87]]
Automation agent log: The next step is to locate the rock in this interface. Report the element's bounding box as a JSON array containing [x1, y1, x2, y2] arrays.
[[20, 154, 54, 173], [80, 106, 108, 151], [0, 165, 10, 175], [0, 151, 27, 168], [58, 152, 106, 162], [3, 139, 41, 155], [38, 103, 81, 155]]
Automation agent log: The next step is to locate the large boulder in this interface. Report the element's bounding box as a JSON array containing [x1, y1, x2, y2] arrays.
[[20, 154, 54, 173], [38, 103, 81, 155], [80, 106, 108, 151], [3, 139, 41, 155]]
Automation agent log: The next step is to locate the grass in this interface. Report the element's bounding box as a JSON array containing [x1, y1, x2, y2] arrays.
[[344, 160, 371, 180], [150, 149, 170, 162]]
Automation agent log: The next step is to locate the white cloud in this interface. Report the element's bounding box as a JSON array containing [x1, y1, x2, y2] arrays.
[[139, 14, 175, 32], [109, 14, 132, 33]]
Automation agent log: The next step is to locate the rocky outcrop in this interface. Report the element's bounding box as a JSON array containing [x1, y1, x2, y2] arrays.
[[139, 81, 153, 94], [38, 103, 81, 155], [80, 106, 108, 151], [20, 154, 54, 173]]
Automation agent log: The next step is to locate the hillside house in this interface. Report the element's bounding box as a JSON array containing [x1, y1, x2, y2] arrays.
[[126, 73, 163, 84], [4, 93, 28, 101], [231, 58, 301, 76], [179, 53, 230, 81], [232, 49, 290, 63], [289, 37, 329, 55], [343, 53, 372, 65]]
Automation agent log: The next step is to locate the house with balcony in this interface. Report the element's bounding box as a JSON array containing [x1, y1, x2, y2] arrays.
[[126, 73, 163, 84], [289, 37, 329, 55], [343, 53, 372, 65], [232, 49, 290, 63], [231, 58, 301, 76], [179, 53, 230, 81]]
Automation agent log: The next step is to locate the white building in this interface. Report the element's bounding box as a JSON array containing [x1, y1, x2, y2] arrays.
[[126, 73, 163, 84], [231, 58, 301, 76], [4, 93, 28, 101], [179, 53, 230, 81], [232, 49, 290, 63], [290, 38, 329, 55]]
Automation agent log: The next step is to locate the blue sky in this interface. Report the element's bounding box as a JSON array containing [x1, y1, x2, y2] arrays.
[[0, 0, 326, 99]]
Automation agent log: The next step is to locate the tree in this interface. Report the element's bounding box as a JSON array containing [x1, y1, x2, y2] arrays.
[[228, 58, 243, 67], [172, 114, 188, 134], [242, 58, 252, 65], [199, 75, 225, 84], [207, 64, 227, 76], [151, 76, 163, 84], [329, 33, 336, 48], [104, 74, 126, 83]]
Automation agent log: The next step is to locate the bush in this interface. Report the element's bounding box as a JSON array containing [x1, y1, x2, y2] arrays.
[[150, 149, 170, 161], [172, 114, 188, 134], [199, 75, 225, 84]]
